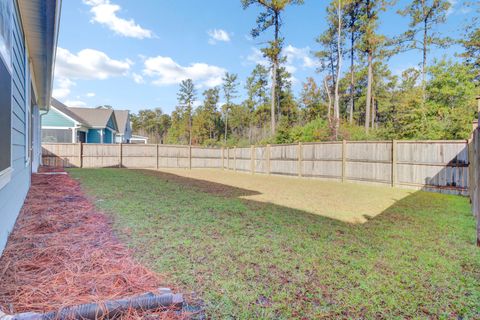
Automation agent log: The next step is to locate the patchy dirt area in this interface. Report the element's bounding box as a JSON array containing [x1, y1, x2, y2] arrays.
[[145, 168, 414, 223], [0, 168, 181, 318]]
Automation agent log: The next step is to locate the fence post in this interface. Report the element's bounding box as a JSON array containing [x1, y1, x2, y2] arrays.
[[227, 147, 230, 170], [156, 144, 159, 170], [221, 146, 225, 170], [251, 145, 255, 174], [188, 145, 192, 170], [267, 144, 271, 175], [298, 142, 302, 177], [342, 140, 347, 182], [79, 142, 83, 168], [392, 140, 397, 187], [234, 146, 237, 172], [119, 143, 123, 168]]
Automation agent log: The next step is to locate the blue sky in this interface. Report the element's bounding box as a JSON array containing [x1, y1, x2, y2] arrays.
[[53, 0, 475, 114]]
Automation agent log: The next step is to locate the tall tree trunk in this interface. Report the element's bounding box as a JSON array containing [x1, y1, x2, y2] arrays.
[[334, 0, 342, 139], [188, 105, 192, 146], [189, 111, 192, 146], [271, 12, 280, 135], [324, 77, 332, 121], [365, 52, 373, 133], [277, 81, 281, 123], [224, 110, 228, 143], [271, 64, 277, 135], [349, 25, 355, 124], [421, 2, 428, 133], [371, 93, 375, 128], [422, 17, 427, 104]]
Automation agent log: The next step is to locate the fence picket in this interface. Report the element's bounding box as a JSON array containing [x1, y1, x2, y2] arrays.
[[42, 140, 471, 196]]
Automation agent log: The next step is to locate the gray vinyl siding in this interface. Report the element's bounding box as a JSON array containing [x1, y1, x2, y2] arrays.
[[0, 4, 30, 253]]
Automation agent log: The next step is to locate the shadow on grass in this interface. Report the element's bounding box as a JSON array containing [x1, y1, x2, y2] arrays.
[[136, 168, 467, 229], [68, 168, 479, 319], [139, 169, 263, 198]]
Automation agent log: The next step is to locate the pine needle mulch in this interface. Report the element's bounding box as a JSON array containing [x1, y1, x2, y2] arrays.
[[0, 168, 182, 319]]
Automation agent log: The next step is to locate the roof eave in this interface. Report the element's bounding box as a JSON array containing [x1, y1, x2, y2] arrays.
[[18, 0, 62, 111]]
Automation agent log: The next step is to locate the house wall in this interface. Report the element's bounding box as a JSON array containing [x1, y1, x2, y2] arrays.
[[115, 134, 124, 143], [87, 129, 116, 144], [87, 129, 102, 143], [0, 4, 32, 253], [42, 107, 75, 127], [104, 128, 113, 144]]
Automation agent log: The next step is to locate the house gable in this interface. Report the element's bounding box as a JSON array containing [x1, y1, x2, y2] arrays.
[[106, 113, 117, 131], [42, 107, 76, 127]]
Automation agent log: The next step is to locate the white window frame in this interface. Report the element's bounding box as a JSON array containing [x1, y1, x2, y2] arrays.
[[0, 0, 13, 190]]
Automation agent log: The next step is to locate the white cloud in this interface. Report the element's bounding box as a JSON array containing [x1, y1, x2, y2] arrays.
[[52, 77, 75, 99], [64, 100, 87, 107], [143, 56, 226, 87], [245, 45, 319, 72], [284, 45, 321, 69], [243, 45, 318, 86], [53, 47, 131, 101], [446, 0, 456, 15], [83, 0, 153, 39], [86, 92, 96, 97], [55, 47, 131, 80], [132, 72, 145, 84], [245, 47, 269, 67], [207, 29, 231, 44]]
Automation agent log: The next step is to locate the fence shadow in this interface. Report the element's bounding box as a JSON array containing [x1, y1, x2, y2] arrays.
[[137, 168, 421, 224], [138, 169, 262, 198], [124, 168, 475, 238]]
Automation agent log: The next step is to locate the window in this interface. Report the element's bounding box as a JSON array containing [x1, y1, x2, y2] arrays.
[[42, 129, 73, 143], [0, 0, 12, 181], [0, 0, 12, 72]]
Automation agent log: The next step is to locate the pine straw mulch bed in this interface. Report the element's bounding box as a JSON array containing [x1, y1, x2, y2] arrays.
[[0, 168, 184, 319]]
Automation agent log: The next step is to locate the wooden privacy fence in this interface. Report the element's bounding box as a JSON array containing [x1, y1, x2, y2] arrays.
[[468, 119, 480, 246], [43, 140, 469, 195]]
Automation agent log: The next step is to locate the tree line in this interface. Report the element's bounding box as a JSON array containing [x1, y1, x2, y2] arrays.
[[131, 0, 480, 146]]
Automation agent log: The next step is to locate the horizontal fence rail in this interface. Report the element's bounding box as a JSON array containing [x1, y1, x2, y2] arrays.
[[42, 140, 470, 195]]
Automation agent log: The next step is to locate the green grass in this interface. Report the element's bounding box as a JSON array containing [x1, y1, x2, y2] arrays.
[[69, 168, 480, 319]]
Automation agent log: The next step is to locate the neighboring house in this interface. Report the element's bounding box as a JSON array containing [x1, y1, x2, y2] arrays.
[[114, 110, 132, 143], [0, 0, 61, 253], [130, 135, 149, 144], [42, 98, 118, 144]]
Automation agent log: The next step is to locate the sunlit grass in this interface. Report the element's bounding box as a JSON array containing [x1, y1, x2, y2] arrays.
[[70, 168, 480, 319]]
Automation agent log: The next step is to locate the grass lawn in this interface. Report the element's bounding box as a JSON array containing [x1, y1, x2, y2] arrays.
[[69, 168, 480, 319]]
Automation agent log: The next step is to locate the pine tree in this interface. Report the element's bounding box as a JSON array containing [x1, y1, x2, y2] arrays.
[[202, 87, 221, 140], [300, 77, 325, 122], [397, 0, 452, 103], [177, 79, 197, 145], [222, 72, 239, 143], [242, 0, 303, 135], [315, 0, 348, 137], [245, 64, 270, 141], [358, 0, 391, 133], [316, 22, 338, 120], [344, 0, 362, 124], [460, 5, 480, 80]]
